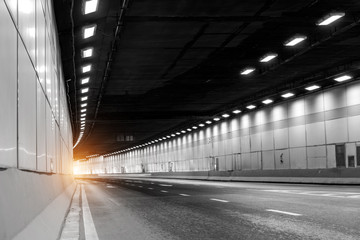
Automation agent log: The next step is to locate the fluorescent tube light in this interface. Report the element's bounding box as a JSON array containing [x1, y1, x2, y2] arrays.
[[241, 68, 255, 75], [199, 123, 205, 127], [81, 78, 89, 84], [334, 75, 352, 82], [81, 88, 89, 93], [317, 12, 345, 26], [84, 0, 98, 14], [222, 114, 230, 118], [83, 25, 96, 39], [305, 85, 320, 91], [81, 103, 87, 107], [81, 96, 88, 101], [232, 109, 241, 114], [81, 48, 93, 58], [281, 92, 294, 98], [206, 121, 212, 124], [213, 117, 220, 121], [82, 65, 91, 73], [246, 105, 256, 109], [192, 126, 198, 129], [262, 99, 273, 104], [81, 109, 86, 112], [284, 35, 307, 46], [260, 53, 278, 62]]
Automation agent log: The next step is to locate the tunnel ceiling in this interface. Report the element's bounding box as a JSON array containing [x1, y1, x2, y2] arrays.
[[54, 0, 360, 159]]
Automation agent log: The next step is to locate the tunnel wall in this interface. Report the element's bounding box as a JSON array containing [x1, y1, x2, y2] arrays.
[[0, 0, 74, 239], [76, 81, 360, 183]]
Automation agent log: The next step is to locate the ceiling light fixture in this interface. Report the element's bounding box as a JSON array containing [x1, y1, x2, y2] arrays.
[[213, 117, 220, 121], [334, 75, 352, 82], [187, 128, 192, 132], [259, 53, 278, 62], [81, 113, 86, 117], [281, 92, 294, 98], [181, 130, 186, 133], [284, 35, 307, 46], [305, 85, 320, 91], [81, 88, 89, 93], [192, 126, 198, 129], [232, 109, 241, 114], [81, 103, 87, 107], [81, 48, 93, 58], [246, 105, 256, 109], [262, 99, 273, 104], [81, 77, 89, 84], [240, 68, 255, 75], [83, 25, 96, 39], [206, 121, 212, 124], [82, 65, 91, 73], [81, 109, 86, 112], [83, 0, 98, 14], [199, 123, 205, 127], [222, 114, 230, 118], [81, 96, 88, 101], [316, 12, 345, 26]]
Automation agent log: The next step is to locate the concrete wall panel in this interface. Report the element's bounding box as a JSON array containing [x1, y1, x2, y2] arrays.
[[290, 147, 307, 169]]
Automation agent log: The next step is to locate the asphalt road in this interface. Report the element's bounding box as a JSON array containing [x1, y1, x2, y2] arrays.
[[79, 178, 360, 240]]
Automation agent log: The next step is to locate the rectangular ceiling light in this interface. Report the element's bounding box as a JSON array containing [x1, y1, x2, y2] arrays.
[[81, 109, 87, 112], [82, 65, 91, 73], [205, 121, 212, 124], [262, 99, 273, 104], [81, 113, 86, 117], [80, 117, 86, 121], [232, 109, 241, 114], [284, 35, 307, 46], [222, 113, 230, 118], [213, 117, 220, 121], [334, 75, 352, 82], [317, 12, 345, 26], [81, 48, 93, 58], [81, 96, 88, 101], [281, 92, 294, 98], [198, 123, 205, 127], [81, 103, 87, 107], [246, 105, 256, 109], [259, 53, 278, 62], [305, 85, 320, 91], [83, 25, 96, 39], [240, 68, 255, 75], [81, 77, 90, 84], [84, 0, 98, 14], [81, 88, 89, 93]]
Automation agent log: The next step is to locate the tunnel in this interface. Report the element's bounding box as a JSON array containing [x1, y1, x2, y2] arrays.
[[0, 0, 360, 239]]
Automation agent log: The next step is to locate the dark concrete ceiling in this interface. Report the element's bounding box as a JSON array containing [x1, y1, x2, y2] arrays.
[[54, 0, 360, 159]]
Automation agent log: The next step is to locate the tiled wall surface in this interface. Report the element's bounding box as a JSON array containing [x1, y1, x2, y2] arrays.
[[76, 81, 360, 175], [0, 0, 73, 174]]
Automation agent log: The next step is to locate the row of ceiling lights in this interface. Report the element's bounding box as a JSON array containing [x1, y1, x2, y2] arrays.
[[73, 0, 99, 149], [101, 12, 352, 157]]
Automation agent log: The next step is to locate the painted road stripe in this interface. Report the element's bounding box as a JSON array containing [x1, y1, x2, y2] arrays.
[[210, 198, 229, 203], [179, 194, 190, 197], [106, 185, 116, 188], [266, 209, 302, 216], [148, 187, 154, 190], [159, 184, 173, 187], [161, 190, 168, 193], [81, 185, 99, 240], [138, 185, 143, 188]]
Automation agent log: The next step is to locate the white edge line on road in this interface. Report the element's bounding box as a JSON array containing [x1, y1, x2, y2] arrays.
[[161, 190, 168, 193], [179, 194, 190, 197], [266, 209, 302, 216], [210, 198, 229, 203], [81, 184, 99, 240]]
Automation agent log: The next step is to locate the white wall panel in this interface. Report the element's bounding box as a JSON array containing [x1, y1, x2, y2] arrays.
[[274, 128, 288, 149], [306, 122, 325, 146], [324, 86, 346, 111], [37, 81, 46, 171], [348, 116, 360, 142], [241, 136, 250, 153], [271, 104, 288, 121], [305, 92, 324, 114], [4, 0, 17, 23], [275, 149, 289, 169], [36, 0, 46, 87], [250, 133, 261, 152], [346, 82, 360, 106], [289, 125, 306, 147], [325, 119, 348, 144], [241, 153, 251, 170], [18, 0, 36, 63], [262, 150, 274, 170], [261, 131, 274, 151], [288, 98, 305, 118], [0, 2, 17, 167], [307, 146, 327, 169], [290, 148, 306, 169], [326, 145, 336, 168], [18, 42, 37, 170]]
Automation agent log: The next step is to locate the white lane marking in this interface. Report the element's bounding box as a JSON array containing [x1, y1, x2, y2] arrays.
[[151, 182, 155, 185], [106, 185, 116, 188], [138, 185, 143, 188], [161, 190, 168, 193], [262, 189, 360, 199], [159, 184, 173, 187], [266, 209, 302, 216], [148, 187, 154, 190], [179, 194, 190, 197], [210, 198, 229, 203], [81, 185, 99, 240]]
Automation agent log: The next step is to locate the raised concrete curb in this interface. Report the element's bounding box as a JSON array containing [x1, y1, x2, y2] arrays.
[[0, 168, 74, 240]]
